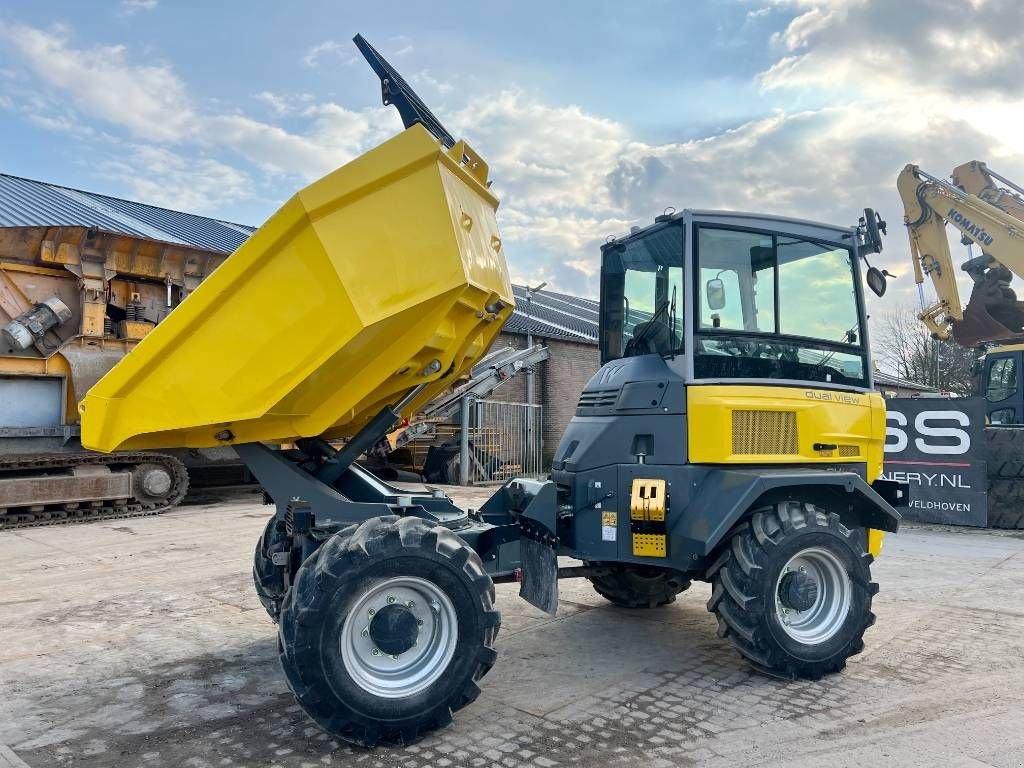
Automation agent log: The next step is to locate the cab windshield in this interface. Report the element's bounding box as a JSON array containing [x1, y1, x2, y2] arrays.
[[599, 222, 684, 362], [695, 226, 866, 387]]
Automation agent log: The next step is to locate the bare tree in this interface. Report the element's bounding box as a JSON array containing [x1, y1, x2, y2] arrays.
[[873, 305, 979, 396]]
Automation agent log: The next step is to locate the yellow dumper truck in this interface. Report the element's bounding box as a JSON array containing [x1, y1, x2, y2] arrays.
[[81, 36, 905, 746]]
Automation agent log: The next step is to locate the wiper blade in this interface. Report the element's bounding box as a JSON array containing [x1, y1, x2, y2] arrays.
[[353, 34, 457, 149]]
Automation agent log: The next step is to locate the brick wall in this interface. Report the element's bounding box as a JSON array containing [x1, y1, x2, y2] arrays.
[[487, 331, 601, 466], [538, 338, 600, 459]]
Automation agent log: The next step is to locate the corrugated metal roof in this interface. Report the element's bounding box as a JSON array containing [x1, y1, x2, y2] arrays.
[[506, 284, 599, 343], [0, 173, 256, 252]]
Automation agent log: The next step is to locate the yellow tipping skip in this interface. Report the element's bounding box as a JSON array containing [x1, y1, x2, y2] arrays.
[[81, 125, 514, 452]]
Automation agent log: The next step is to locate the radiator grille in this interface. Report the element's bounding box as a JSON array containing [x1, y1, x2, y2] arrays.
[[838, 444, 860, 457], [577, 387, 620, 410], [731, 410, 798, 455]]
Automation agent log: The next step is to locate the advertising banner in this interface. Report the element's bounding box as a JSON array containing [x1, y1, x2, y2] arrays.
[[881, 396, 987, 527]]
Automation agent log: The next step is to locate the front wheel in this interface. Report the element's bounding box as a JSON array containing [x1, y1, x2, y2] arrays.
[[278, 516, 500, 746], [707, 502, 877, 679]]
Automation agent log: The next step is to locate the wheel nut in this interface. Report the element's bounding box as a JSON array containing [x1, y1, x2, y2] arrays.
[[368, 608, 375, 616], [407, 600, 415, 608], [371, 648, 380, 656], [417, 619, 424, 626], [387, 595, 396, 604], [391, 654, 399, 660], [361, 628, 369, 637], [430, 601, 440, 612], [799, 566, 807, 574]]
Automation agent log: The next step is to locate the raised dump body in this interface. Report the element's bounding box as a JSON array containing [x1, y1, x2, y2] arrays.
[[81, 125, 513, 452]]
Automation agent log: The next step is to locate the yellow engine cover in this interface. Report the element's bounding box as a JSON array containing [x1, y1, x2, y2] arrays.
[[687, 385, 887, 482], [81, 125, 513, 452], [688, 384, 889, 554]]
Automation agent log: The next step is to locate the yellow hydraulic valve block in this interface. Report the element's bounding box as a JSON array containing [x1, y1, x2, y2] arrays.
[[81, 125, 513, 452]]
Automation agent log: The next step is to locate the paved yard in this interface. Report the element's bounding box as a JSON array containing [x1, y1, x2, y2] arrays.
[[2, 489, 1024, 768]]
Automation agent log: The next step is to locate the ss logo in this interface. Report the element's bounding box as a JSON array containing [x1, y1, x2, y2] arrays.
[[885, 410, 971, 455]]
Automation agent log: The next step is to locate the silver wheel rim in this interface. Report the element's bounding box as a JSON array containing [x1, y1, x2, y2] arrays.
[[340, 576, 458, 699], [774, 547, 852, 645]]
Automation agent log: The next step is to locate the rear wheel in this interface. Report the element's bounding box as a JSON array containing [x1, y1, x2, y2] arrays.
[[253, 514, 289, 621], [277, 516, 500, 746], [986, 428, 1024, 529], [707, 501, 876, 679], [587, 564, 691, 608], [986, 479, 1024, 529]]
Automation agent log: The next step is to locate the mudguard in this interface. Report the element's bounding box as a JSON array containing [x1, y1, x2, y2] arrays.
[[491, 478, 560, 615], [675, 468, 902, 557]]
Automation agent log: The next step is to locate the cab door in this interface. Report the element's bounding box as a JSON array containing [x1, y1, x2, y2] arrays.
[[984, 350, 1023, 424]]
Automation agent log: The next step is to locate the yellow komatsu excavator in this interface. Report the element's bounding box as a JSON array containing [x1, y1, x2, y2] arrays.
[[898, 161, 1024, 347], [898, 161, 1024, 528]]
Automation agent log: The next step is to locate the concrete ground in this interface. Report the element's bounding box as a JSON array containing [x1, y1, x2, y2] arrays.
[[2, 489, 1024, 768]]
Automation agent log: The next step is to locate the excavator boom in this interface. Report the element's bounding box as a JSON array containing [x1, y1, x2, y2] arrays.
[[897, 163, 1024, 346]]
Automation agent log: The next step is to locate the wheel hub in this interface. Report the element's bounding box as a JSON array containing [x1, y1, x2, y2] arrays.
[[773, 548, 853, 645], [778, 570, 819, 612], [340, 576, 459, 699], [369, 604, 419, 656]]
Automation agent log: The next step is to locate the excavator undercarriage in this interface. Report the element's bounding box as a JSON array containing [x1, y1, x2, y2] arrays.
[[0, 450, 188, 529]]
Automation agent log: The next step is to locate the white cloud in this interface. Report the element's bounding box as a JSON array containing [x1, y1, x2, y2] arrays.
[[0, 23, 193, 142], [303, 40, 345, 68], [119, 0, 158, 15], [761, 0, 1024, 103], [253, 90, 290, 116], [96, 145, 249, 212]]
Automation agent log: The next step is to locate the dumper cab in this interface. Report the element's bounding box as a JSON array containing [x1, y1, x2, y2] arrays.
[[548, 210, 902, 573]]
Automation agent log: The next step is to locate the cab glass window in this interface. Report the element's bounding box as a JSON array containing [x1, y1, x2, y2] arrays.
[[987, 357, 1018, 402], [777, 238, 860, 342], [600, 222, 684, 362], [694, 225, 866, 387]]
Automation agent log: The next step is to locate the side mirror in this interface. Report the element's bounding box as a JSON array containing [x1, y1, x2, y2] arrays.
[[706, 278, 726, 310], [866, 266, 887, 297]]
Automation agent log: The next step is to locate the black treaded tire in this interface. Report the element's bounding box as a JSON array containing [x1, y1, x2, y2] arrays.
[[587, 564, 691, 608], [253, 514, 290, 621], [986, 479, 1024, 529], [706, 501, 877, 679], [277, 515, 500, 747], [985, 427, 1024, 529]]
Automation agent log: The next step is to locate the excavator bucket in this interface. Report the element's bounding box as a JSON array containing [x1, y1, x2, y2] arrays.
[[80, 123, 513, 452]]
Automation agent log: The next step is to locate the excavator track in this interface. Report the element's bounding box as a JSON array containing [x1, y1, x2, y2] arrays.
[[0, 451, 189, 531]]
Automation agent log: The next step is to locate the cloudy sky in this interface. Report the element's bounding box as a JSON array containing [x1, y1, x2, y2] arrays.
[[2, 0, 1023, 317]]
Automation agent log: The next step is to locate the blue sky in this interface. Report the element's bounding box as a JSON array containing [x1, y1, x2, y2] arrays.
[[2, 0, 1023, 319]]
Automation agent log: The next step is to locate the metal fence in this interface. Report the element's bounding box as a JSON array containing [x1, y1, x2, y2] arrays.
[[462, 399, 544, 484]]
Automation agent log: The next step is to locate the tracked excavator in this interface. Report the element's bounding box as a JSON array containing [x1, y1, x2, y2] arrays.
[[898, 161, 1024, 527], [0, 223, 236, 528], [81, 36, 905, 746]]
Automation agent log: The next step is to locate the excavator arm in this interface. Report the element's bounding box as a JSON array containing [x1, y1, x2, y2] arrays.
[[952, 161, 1024, 223], [897, 164, 1024, 346]]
